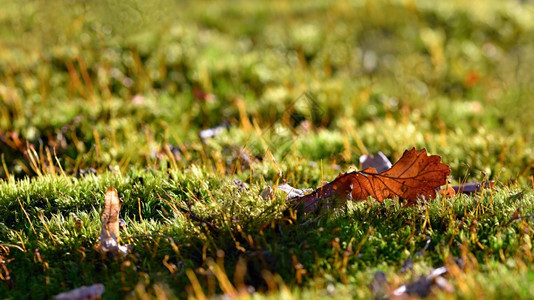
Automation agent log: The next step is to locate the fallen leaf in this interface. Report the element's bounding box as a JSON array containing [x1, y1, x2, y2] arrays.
[[370, 271, 390, 300], [439, 186, 456, 197], [54, 284, 104, 300], [393, 266, 452, 297], [400, 258, 414, 274], [95, 187, 130, 255], [199, 122, 229, 139], [278, 183, 313, 201], [434, 275, 455, 293], [393, 276, 432, 298], [293, 148, 451, 213], [360, 152, 392, 173], [76, 168, 97, 178], [451, 181, 494, 194]]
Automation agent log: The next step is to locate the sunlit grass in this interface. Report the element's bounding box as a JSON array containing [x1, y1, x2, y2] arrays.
[[1, 0, 534, 298]]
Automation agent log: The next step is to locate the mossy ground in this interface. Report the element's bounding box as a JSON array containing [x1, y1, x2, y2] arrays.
[[1, 0, 534, 298]]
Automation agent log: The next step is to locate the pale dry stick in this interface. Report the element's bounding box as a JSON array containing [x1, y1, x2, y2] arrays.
[[96, 187, 129, 254]]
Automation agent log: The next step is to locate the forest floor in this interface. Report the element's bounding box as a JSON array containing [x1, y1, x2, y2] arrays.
[[1, 0, 534, 298]]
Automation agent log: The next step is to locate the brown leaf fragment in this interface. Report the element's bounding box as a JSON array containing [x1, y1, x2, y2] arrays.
[[439, 186, 456, 198], [53, 284, 104, 300], [95, 187, 130, 255], [294, 148, 451, 213]]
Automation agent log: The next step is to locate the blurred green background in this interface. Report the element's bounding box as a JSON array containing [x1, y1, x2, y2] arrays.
[[1, 0, 533, 181]]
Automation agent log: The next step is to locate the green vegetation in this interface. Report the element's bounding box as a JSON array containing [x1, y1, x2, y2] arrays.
[[1, 0, 533, 298]]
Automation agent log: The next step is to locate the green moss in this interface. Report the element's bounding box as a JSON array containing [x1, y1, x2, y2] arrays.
[[1, 0, 534, 298]]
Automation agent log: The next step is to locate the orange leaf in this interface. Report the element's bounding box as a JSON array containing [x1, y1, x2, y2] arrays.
[[294, 148, 451, 213]]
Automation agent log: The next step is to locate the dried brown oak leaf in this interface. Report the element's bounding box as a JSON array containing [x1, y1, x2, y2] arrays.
[[293, 148, 451, 213]]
